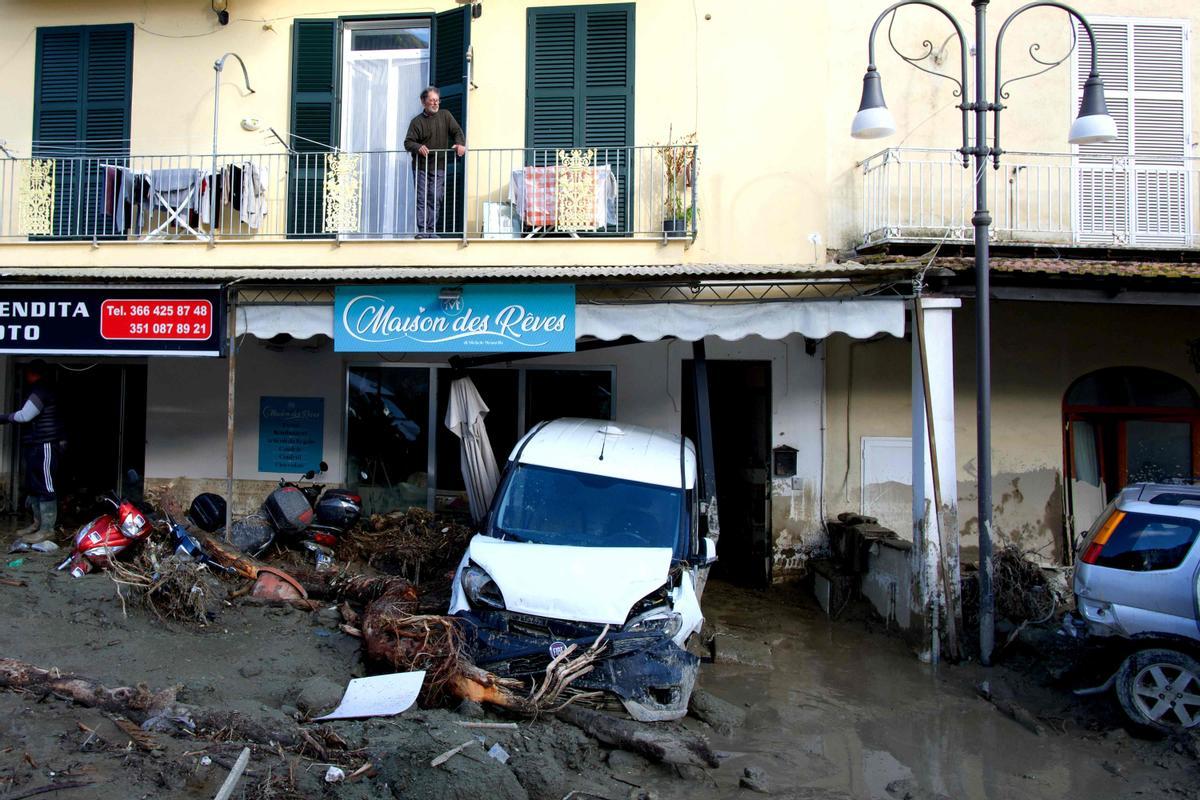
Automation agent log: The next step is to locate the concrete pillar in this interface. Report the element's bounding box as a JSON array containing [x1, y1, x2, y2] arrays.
[[911, 297, 961, 662]]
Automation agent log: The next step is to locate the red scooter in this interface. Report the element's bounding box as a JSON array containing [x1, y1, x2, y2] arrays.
[[57, 480, 154, 578]]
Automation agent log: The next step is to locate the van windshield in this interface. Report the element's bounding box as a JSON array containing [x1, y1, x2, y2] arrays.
[[489, 464, 683, 550]]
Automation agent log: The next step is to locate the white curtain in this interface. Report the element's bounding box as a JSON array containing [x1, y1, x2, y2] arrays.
[[1070, 420, 1106, 539], [342, 48, 428, 238]]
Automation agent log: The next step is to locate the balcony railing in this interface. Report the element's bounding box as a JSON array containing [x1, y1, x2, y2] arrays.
[[0, 145, 697, 243], [860, 147, 1200, 249]]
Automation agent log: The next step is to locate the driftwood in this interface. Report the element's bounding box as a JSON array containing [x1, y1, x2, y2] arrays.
[[975, 681, 1045, 736], [0, 658, 347, 759], [2, 781, 95, 800], [557, 706, 720, 768], [197, 533, 267, 580]]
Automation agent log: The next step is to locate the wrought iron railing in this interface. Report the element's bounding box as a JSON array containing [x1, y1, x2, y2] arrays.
[[0, 144, 698, 243], [860, 147, 1200, 249]]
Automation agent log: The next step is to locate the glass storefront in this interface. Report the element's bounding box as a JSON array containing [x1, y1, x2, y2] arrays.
[[346, 364, 614, 515]]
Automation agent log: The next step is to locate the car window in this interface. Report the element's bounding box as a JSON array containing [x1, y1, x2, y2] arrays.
[[1092, 511, 1200, 572], [490, 464, 683, 550]]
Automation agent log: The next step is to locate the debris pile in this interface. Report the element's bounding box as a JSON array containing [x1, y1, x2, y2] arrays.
[[961, 544, 1060, 631], [337, 507, 473, 583], [107, 537, 222, 625]]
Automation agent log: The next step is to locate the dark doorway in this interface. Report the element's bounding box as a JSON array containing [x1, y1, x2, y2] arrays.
[[10, 362, 146, 525], [682, 359, 772, 587]]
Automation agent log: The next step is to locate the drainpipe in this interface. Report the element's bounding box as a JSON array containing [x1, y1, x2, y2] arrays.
[[225, 286, 237, 535], [691, 340, 719, 542]]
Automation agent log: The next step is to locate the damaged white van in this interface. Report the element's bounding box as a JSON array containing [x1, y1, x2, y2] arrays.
[[449, 418, 715, 721]]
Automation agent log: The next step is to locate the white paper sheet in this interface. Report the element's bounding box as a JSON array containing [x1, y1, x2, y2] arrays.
[[314, 671, 426, 720]]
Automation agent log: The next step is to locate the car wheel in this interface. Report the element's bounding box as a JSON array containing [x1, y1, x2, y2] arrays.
[[1115, 648, 1200, 735]]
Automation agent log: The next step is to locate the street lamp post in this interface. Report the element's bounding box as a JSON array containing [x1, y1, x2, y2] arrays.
[[851, 0, 1117, 665]]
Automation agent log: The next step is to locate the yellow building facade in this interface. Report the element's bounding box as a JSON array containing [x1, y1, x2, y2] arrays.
[[0, 0, 1197, 624]]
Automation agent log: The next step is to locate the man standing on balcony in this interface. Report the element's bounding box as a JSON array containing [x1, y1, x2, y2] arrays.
[[405, 86, 466, 239]]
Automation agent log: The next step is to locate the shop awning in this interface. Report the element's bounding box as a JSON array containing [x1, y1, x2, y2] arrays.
[[236, 304, 333, 340], [576, 299, 905, 341], [236, 298, 906, 342]]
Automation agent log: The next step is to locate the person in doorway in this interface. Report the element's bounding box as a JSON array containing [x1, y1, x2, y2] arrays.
[[404, 86, 466, 238], [2, 360, 65, 547]]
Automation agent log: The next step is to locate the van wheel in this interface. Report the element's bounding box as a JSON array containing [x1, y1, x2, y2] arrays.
[[1115, 648, 1200, 735]]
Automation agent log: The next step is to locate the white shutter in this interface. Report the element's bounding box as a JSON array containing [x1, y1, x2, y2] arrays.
[[1073, 18, 1190, 246]]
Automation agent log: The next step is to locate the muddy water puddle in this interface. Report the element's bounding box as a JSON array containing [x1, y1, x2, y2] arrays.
[[697, 581, 1186, 800]]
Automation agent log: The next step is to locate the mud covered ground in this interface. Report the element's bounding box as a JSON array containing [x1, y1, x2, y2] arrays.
[[0, 542, 1197, 799]]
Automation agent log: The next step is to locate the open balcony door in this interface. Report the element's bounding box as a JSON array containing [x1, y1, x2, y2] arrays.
[[340, 21, 430, 239]]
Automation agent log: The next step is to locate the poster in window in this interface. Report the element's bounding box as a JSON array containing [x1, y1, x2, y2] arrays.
[[259, 396, 324, 474]]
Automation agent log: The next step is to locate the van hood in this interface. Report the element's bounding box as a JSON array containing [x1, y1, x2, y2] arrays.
[[467, 535, 673, 626]]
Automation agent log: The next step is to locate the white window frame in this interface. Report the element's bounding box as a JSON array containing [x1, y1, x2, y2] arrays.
[[1070, 15, 1192, 247]]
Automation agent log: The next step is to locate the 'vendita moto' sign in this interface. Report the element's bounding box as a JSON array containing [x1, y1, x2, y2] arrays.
[[0, 285, 223, 356], [334, 284, 575, 353]]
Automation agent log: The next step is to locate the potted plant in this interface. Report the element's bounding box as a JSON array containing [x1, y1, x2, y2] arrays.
[[656, 130, 696, 238]]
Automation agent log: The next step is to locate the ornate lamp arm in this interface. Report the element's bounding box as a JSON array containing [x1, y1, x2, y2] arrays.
[[993, 2, 1101, 166], [866, 0, 970, 162]]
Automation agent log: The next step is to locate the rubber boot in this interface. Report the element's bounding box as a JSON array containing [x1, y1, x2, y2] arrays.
[[18, 500, 56, 546], [14, 497, 39, 538]]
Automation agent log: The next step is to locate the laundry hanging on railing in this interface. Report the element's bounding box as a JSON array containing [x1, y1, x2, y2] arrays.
[[199, 162, 269, 230], [95, 160, 270, 238], [102, 166, 150, 235]]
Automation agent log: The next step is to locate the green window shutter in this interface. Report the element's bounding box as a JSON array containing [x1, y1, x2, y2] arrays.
[[33, 29, 83, 155], [527, 5, 632, 228], [288, 18, 340, 237], [527, 8, 578, 162], [433, 6, 471, 233], [433, 5, 470, 126], [33, 24, 132, 238], [582, 7, 631, 148], [83, 27, 134, 155]]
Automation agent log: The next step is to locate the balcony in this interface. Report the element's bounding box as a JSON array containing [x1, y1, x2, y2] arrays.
[[0, 145, 697, 244], [859, 148, 1200, 251]]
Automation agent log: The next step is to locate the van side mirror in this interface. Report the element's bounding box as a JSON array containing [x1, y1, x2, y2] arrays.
[[699, 536, 718, 566]]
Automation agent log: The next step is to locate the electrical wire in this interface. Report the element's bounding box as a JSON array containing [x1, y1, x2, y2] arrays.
[[238, 7, 438, 24], [135, 23, 220, 39]]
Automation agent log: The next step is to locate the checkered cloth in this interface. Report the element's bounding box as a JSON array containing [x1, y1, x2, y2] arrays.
[[509, 165, 617, 229]]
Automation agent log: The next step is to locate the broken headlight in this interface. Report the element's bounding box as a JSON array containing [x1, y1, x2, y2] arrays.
[[626, 583, 671, 620], [461, 564, 506, 610], [624, 609, 683, 639]]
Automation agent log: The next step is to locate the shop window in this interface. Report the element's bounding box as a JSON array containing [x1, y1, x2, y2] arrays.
[[346, 366, 430, 512], [435, 369, 519, 492], [525, 368, 613, 429], [346, 365, 613, 515]]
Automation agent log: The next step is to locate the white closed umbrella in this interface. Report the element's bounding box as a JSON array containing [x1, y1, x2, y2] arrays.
[[445, 376, 501, 524]]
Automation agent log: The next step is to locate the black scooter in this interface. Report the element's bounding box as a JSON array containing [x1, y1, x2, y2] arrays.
[[187, 462, 362, 564]]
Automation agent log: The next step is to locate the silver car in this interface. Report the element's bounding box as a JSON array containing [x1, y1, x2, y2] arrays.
[[1073, 483, 1200, 733]]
